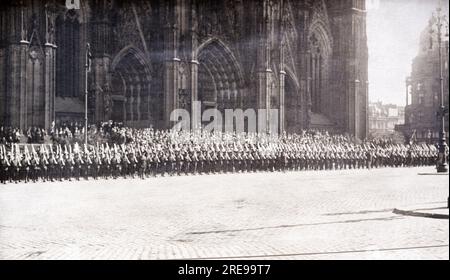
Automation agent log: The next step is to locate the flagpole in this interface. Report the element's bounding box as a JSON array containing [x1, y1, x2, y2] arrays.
[[85, 43, 91, 146]]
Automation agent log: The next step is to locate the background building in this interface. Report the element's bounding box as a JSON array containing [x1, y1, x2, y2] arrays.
[[369, 101, 404, 138], [398, 21, 449, 143], [0, 0, 369, 139]]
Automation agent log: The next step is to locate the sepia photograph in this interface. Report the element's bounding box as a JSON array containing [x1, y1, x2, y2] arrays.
[[0, 0, 448, 266]]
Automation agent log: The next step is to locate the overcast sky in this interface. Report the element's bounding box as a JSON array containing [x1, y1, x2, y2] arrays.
[[367, 0, 449, 106]]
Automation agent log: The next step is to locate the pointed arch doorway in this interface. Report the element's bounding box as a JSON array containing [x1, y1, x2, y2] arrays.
[[110, 46, 158, 128], [196, 39, 245, 130]]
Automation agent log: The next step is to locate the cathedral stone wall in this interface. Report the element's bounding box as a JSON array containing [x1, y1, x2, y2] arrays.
[[0, 0, 369, 139]]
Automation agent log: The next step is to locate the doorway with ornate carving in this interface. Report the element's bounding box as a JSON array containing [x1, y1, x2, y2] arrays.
[[109, 46, 156, 128], [196, 39, 245, 130]]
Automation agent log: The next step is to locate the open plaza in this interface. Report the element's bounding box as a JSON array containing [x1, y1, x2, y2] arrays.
[[0, 166, 448, 260]]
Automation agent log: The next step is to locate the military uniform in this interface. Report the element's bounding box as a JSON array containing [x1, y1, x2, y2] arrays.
[[138, 152, 147, 179], [176, 150, 184, 175], [83, 153, 92, 180], [191, 150, 199, 174], [93, 153, 101, 180], [168, 152, 176, 176], [73, 154, 84, 181], [111, 153, 121, 179], [130, 153, 138, 178], [30, 154, 40, 182], [148, 150, 157, 177], [101, 154, 111, 179], [121, 153, 130, 178], [64, 154, 75, 181], [11, 155, 21, 183], [20, 155, 30, 183], [40, 154, 49, 182], [0, 154, 10, 184], [158, 151, 166, 176]]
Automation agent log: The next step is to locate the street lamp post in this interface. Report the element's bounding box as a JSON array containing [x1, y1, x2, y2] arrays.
[[429, 6, 449, 174], [85, 43, 92, 146]]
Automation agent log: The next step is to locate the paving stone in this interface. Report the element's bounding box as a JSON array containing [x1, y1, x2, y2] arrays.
[[0, 167, 448, 260]]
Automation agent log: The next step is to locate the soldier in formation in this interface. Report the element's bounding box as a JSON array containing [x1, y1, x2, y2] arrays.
[[0, 129, 447, 184]]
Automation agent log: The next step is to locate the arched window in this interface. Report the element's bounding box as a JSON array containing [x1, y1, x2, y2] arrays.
[[310, 33, 322, 113], [308, 25, 331, 115]]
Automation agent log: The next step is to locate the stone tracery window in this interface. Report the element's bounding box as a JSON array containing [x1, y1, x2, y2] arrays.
[[56, 10, 81, 98], [309, 33, 324, 114]]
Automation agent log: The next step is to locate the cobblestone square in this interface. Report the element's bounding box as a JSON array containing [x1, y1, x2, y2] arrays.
[[0, 167, 448, 260]]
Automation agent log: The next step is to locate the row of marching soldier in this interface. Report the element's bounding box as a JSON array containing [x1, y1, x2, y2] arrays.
[[0, 129, 447, 184]]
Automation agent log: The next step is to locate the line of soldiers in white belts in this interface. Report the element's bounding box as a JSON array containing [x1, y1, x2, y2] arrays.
[[0, 134, 445, 184]]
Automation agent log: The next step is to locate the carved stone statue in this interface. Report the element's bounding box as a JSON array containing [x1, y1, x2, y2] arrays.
[[178, 89, 190, 110], [103, 82, 113, 119], [48, 17, 55, 44]]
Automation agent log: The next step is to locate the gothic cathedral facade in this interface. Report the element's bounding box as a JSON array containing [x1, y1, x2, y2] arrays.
[[0, 0, 368, 139]]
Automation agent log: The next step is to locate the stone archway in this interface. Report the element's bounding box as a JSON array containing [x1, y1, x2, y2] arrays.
[[110, 72, 126, 123], [110, 46, 156, 127], [196, 39, 244, 126]]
